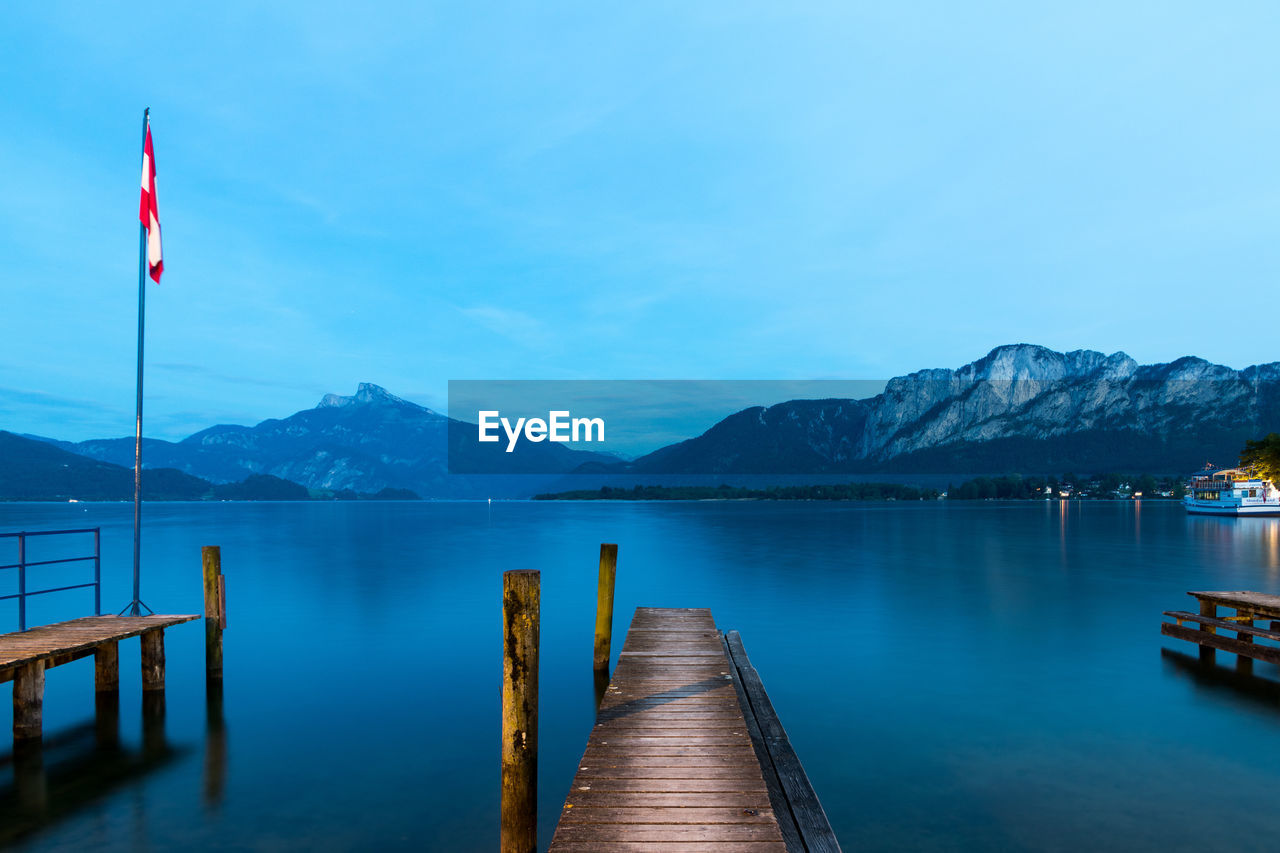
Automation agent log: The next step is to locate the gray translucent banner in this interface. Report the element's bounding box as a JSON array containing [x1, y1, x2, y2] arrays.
[[446, 378, 1276, 476]]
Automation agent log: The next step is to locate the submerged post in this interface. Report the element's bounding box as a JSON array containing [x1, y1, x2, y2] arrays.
[[593, 543, 618, 672], [501, 570, 539, 853], [202, 546, 224, 681]]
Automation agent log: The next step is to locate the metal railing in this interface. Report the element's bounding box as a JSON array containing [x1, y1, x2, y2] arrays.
[[0, 528, 101, 632]]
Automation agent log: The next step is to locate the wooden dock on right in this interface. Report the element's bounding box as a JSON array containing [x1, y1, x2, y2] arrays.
[[549, 607, 841, 852], [1162, 589, 1280, 670]]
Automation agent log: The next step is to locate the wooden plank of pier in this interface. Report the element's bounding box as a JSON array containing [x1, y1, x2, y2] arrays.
[[548, 607, 787, 851], [1185, 590, 1280, 620], [0, 615, 198, 680]]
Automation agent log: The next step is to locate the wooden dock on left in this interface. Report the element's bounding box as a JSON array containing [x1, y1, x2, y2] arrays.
[[1, 615, 199, 742]]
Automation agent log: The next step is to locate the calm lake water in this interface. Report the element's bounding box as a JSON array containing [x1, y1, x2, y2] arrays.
[[2, 500, 1280, 851]]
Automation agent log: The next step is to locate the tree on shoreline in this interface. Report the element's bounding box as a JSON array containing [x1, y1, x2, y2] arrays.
[[1240, 433, 1280, 484]]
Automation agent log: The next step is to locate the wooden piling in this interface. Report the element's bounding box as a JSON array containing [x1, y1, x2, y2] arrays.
[[95, 640, 119, 693], [593, 543, 618, 672], [141, 628, 165, 691], [203, 546, 224, 681], [94, 642, 121, 747], [13, 660, 44, 741], [501, 569, 540, 853], [1235, 609, 1255, 674], [1199, 599, 1216, 662]]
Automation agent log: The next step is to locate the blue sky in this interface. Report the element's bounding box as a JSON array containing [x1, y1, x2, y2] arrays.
[[3, 2, 1279, 441]]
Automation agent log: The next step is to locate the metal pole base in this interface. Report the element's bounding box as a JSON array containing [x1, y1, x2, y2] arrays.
[[119, 600, 154, 617]]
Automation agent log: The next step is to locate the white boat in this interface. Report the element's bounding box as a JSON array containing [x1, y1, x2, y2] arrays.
[[1183, 467, 1280, 516]]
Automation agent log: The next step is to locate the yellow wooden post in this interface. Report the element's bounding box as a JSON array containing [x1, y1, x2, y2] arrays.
[[593, 544, 618, 672], [501, 570, 540, 853]]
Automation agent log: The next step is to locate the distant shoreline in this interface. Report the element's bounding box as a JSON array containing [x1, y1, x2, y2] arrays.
[[0, 495, 1182, 505], [536, 483, 940, 501], [536, 475, 1186, 502]]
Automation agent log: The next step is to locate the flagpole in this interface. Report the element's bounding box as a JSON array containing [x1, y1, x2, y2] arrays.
[[128, 106, 151, 618]]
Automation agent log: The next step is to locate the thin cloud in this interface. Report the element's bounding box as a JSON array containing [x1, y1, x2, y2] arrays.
[[459, 305, 552, 350], [0, 386, 120, 414], [153, 362, 324, 394]]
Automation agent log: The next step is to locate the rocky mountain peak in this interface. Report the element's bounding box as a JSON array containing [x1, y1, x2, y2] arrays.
[[972, 344, 1110, 382], [1094, 350, 1137, 381], [317, 383, 414, 410]]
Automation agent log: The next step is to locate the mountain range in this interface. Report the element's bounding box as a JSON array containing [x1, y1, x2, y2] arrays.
[[622, 344, 1280, 475], [9, 344, 1279, 499], [26, 383, 612, 499]]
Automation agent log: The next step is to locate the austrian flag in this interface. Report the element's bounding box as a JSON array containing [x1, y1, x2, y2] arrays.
[[138, 122, 163, 283]]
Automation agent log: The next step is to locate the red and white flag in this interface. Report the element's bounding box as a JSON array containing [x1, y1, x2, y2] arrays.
[[138, 122, 163, 283]]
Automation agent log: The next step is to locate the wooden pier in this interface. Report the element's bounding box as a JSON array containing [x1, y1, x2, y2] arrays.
[[1163, 590, 1280, 675], [548, 607, 840, 852], [1, 615, 198, 741]]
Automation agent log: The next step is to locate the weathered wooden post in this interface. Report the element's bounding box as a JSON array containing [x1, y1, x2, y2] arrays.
[[141, 629, 165, 691], [593, 543, 618, 672], [1237, 608, 1255, 674], [95, 640, 119, 693], [94, 638, 120, 749], [13, 660, 44, 741], [202, 546, 224, 681], [501, 569, 539, 853], [1199, 599, 1216, 662], [142, 625, 168, 757]]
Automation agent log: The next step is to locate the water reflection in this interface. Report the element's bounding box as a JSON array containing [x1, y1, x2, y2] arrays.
[[1186, 515, 1280, 572], [12, 740, 47, 813], [141, 692, 166, 758], [0, 699, 186, 847], [95, 691, 119, 751], [1160, 647, 1280, 712], [203, 681, 227, 809]]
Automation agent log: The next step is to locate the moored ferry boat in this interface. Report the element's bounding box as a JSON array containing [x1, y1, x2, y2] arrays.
[[1183, 467, 1280, 516]]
